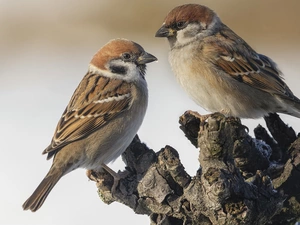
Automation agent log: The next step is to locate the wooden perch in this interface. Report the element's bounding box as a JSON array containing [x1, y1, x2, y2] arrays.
[[89, 112, 300, 225]]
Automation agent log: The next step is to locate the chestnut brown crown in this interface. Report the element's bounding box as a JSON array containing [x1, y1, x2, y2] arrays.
[[90, 39, 157, 70], [165, 4, 214, 27]]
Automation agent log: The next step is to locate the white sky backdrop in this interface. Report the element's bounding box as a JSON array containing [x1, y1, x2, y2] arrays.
[[1, 0, 300, 224]]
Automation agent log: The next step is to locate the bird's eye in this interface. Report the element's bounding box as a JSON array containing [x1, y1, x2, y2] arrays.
[[176, 21, 185, 29], [122, 53, 131, 60]]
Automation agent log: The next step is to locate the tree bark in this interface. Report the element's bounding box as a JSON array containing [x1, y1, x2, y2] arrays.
[[90, 112, 300, 225]]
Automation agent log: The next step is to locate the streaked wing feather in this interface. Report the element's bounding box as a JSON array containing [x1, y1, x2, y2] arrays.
[[215, 48, 294, 98], [43, 73, 133, 157]]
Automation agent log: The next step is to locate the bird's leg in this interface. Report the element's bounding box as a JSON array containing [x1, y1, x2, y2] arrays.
[[101, 164, 129, 195], [219, 109, 249, 132]]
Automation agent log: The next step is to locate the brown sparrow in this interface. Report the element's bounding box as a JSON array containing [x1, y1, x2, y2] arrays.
[[155, 4, 300, 118], [22, 38, 157, 212]]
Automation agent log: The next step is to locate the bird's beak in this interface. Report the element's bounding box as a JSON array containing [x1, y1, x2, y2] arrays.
[[137, 52, 157, 65], [155, 25, 174, 38]]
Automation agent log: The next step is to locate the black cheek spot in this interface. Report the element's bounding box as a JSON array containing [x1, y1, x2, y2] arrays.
[[110, 65, 127, 75]]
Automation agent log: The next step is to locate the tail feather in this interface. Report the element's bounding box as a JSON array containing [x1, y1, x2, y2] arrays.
[[22, 170, 62, 212], [292, 100, 300, 118], [278, 97, 300, 118]]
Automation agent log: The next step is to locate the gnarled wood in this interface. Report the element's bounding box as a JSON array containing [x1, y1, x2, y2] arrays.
[[90, 112, 300, 225]]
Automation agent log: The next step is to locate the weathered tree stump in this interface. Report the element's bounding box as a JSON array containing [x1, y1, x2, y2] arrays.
[[90, 112, 300, 225]]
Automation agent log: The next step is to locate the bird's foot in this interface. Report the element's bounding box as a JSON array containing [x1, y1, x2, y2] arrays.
[[87, 166, 125, 197], [86, 169, 98, 182]]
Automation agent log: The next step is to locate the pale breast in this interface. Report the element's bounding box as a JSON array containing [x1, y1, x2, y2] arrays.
[[169, 45, 226, 113]]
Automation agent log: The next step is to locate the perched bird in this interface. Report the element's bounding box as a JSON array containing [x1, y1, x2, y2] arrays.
[[22, 38, 157, 212], [155, 4, 300, 119]]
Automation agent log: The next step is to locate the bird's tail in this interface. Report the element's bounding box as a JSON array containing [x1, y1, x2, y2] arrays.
[[279, 97, 300, 118], [22, 168, 62, 212]]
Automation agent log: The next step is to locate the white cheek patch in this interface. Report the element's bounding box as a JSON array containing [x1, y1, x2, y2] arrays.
[[88, 62, 140, 82], [176, 29, 189, 45], [175, 16, 221, 49], [176, 23, 202, 47], [89, 64, 115, 77]]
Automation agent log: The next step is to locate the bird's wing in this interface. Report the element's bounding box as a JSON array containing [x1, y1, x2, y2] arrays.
[[43, 73, 133, 159], [209, 32, 296, 100]]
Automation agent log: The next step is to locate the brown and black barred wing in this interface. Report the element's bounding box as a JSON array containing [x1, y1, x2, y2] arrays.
[[42, 72, 133, 159]]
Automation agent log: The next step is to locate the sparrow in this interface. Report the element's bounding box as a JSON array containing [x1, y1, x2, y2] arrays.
[[155, 4, 300, 119], [22, 38, 157, 212]]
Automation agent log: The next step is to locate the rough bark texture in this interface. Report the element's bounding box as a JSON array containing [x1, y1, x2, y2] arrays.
[[90, 112, 300, 225]]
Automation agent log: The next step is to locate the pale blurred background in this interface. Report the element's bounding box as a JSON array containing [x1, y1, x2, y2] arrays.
[[1, 0, 300, 224]]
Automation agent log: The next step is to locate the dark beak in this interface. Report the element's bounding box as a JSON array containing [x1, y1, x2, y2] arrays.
[[155, 25, 174, 38], [137, 52, 157, 65]]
